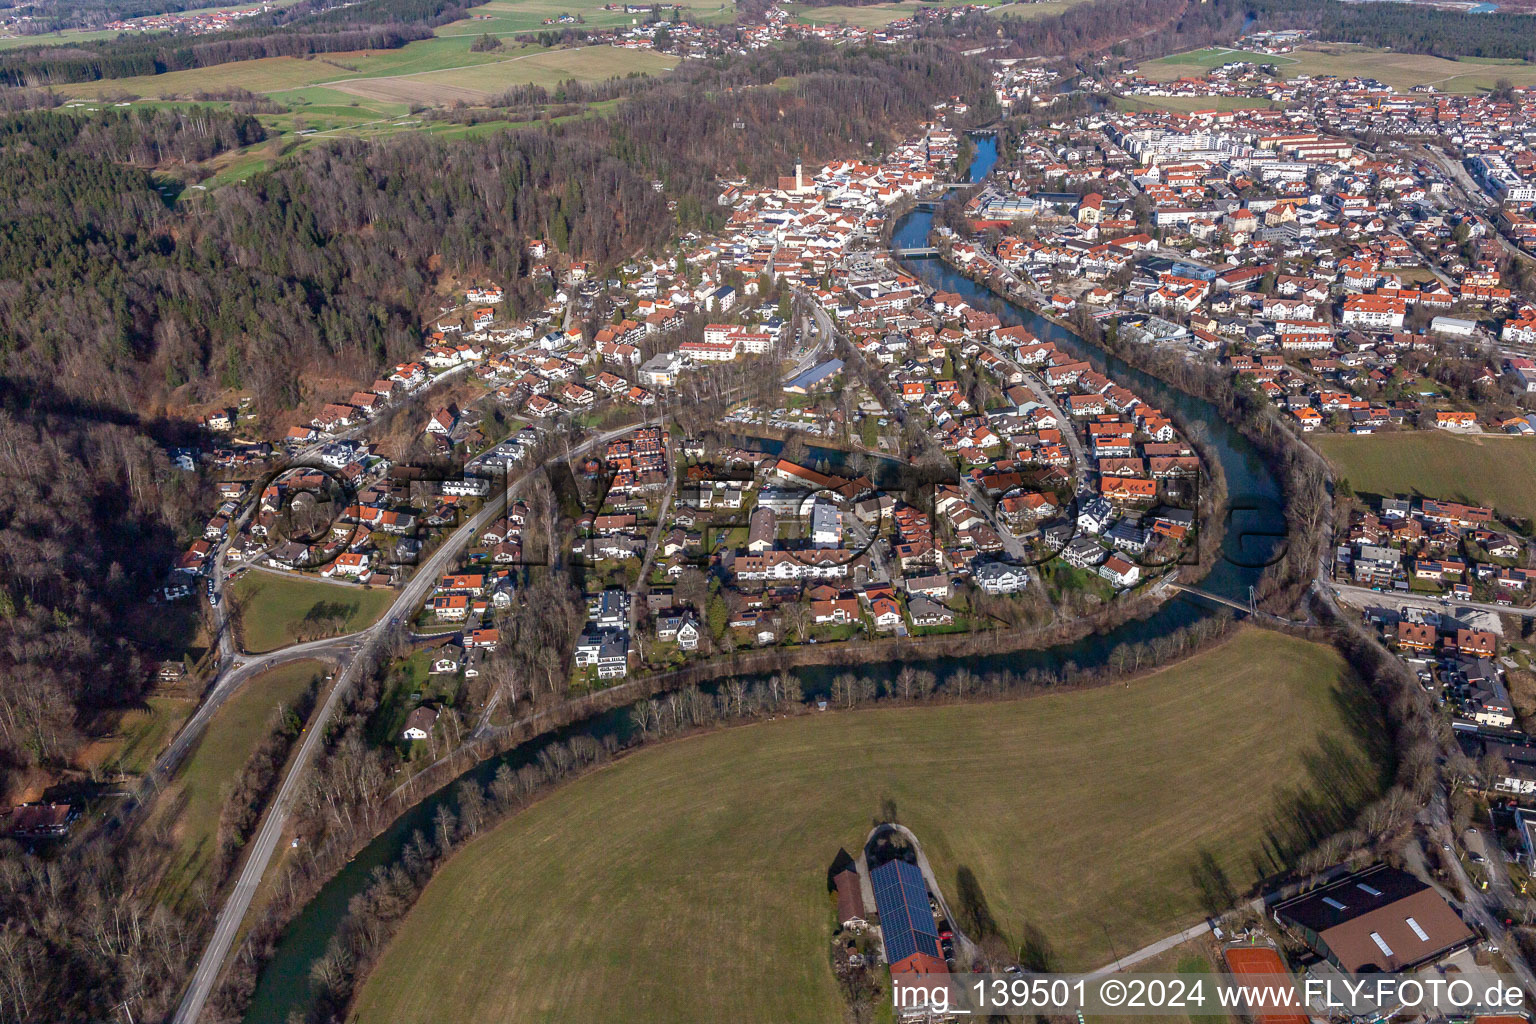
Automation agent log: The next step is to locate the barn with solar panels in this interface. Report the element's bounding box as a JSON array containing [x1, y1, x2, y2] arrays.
[[869, 858, 946, 976]]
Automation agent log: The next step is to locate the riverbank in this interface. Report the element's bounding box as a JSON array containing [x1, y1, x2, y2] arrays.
[[228, 134, 1294, 1024], [932, 246, 1326, 617], [344, 628, 1383, 1024]]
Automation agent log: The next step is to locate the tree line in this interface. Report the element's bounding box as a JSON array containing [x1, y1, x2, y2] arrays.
[[0, 0, 468, 88], [0, 105, 265, 164], [213, 674, 322, 884], [1248, 0, 1536, 62], [248, 611, 1249, 1024], [0, 24, 434, 87]]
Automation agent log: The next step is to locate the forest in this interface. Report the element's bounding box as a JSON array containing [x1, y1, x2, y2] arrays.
[[1247, 0, 1536, 62], [0, 105, 266, 163], [925, 0, 1247, 65], [0, 0, 466, 87], [920, 0, 1536, 64]]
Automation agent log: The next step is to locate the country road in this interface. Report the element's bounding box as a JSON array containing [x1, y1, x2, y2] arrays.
[[169, 420, 643, 1024]]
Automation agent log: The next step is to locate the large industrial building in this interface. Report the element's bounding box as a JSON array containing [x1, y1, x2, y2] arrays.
[[1271, 865, 1474, 975]]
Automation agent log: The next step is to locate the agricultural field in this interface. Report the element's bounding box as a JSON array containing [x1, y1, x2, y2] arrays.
[[330, 45, 675, 104], [0, 27, 123, 50], [55, 36, 675, 104], [0, 0, 306, 50], [783, 0, 1074, 27], [438, 0, 713, 35], [154, 660, 324, 909], [231, 572, 395, 653], [1313, 431, 1536, 521], [1141, 43, 1536, 95], [352, 629, 1383, 1024], [1114, 94, 1274, 113]]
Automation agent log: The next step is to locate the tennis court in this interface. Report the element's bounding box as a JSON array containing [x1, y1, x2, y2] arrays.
[[1222, 946, 1309, 1024]]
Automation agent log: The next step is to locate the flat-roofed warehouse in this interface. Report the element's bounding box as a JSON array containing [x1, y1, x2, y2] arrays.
[[1271, 865, 1474, 975]]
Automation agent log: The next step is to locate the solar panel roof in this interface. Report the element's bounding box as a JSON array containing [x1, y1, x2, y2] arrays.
[[869, 859, 942, 964]]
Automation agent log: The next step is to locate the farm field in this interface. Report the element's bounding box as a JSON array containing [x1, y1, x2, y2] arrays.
[[154, 660, 324, 909], [1313, 431, 1536, 520], [231, 572, 395, 653], [1114, 94, 1273, 113], [352, 629, 1383, 1024], [440, 0, 671, 35], [1141, 44, 1536, 95], [55, 37, 674, 103], [331, 45, 674, 104], [0, 27, 123, 50], [784, 0, 1072, 26]]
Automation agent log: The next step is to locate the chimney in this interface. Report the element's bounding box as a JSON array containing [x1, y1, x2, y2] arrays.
[[795, 161, 803, 192]]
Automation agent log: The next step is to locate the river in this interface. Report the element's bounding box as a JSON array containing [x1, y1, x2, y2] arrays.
[[241, 130, 1288, 1024]]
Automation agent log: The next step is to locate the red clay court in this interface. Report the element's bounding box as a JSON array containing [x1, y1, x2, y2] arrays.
[[1223, 946, 1310, 1024]]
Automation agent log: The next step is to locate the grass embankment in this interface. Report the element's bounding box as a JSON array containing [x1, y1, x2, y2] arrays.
[[231, 572, 395, 653], [1312, 432, 1536, 520], [103, 697, 194, 776], [156, 660, 325, 909], [353, 629, 1384, 1024]]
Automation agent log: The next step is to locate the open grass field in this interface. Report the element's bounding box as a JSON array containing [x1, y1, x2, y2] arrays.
[[1141, 44, 1536, 95], [103, 696, 195, 777], [352, 629, 1383, 1024], [156, 660, 324, 909], [55, 37, 674, 103], [1312, 431, 1536, 520], [438, 0, 735, 35], [1084, 938, 1233, 1024], [0, 0, 306, 50], [231, 572, 394, 653], [331, 45, 674, 104], [0, 27, 123, 50], [1140, 46, 1256, 76], [1114, 94, 1274, 113], [783, 0, 1079, 26]]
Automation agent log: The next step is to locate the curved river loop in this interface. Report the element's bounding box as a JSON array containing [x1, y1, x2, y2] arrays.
[[241, 130, 1290, 1023]]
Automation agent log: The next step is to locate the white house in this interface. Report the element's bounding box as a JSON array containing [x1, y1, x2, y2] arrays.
[[402, 706, 437, 741], [1099, 555, 1141, 588]]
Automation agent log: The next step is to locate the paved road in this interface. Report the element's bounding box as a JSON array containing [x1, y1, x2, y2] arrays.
[[631, 433, 676, 632], [794, 296, 837, 383], [130, 635, 363, 807], [1423, 793, 1536, 997], [1329, 581, 1536, 620], [1085, 921, 1213, 978], [169, 421, 643, 1024]]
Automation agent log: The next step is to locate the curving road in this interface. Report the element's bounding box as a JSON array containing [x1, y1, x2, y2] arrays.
[[169, 421, 642, 1024]]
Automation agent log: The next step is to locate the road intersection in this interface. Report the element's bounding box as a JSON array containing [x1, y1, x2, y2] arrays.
[[168, 421, 643, 1024]]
